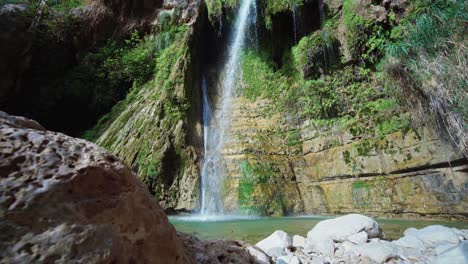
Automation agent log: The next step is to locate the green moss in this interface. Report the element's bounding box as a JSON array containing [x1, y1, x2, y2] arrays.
[[205, 0, 237, 22], [286, 130, 301, 146], [376, 113, 411, 138], [342, 0, 387, 64], [292, 30, 338, 79], [238, 160, 287, 215], [263, 0, 304, 30], [352, 181, 370, 208], [343, 150, 351, 165]]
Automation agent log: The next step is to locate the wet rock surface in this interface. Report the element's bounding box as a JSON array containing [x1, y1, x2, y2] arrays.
[[254, 214, 468, 264]]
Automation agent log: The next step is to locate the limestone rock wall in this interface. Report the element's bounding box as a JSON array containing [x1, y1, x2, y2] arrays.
[[221, 98, 468, 218]]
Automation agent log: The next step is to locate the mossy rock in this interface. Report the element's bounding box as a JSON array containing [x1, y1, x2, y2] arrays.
[[292, 30, 340, 79]]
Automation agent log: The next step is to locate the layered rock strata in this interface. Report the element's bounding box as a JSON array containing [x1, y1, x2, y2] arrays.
[[221, 98, 467, 218]]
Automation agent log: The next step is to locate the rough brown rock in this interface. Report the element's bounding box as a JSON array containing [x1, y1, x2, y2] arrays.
[[0, 111, 191, 263], [178, 232, 270, 264]]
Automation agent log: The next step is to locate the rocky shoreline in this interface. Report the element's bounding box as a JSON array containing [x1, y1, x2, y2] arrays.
[[251, 214, 468, 264]]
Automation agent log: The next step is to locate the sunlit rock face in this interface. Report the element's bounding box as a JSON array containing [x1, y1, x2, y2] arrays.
[[0, 111, 191, 263], [221, 99, 467, 218]]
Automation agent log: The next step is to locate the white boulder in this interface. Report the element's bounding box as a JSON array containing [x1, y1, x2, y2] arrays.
[[293, 235, 306, 248], [404, 225, 461, 248], [256, 230, 292, 257], [347, 231, 368, 245], [429, 240, 468, 264], [247, 245, 271, 264], [306, 214, 382, 248], [308, 239, 335, 256], [353, 240, 399, 264]]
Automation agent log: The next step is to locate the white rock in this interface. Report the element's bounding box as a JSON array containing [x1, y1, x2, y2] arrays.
[[309, 239, 335, 256], [434, 243, 459, 255], [289, 256, 301, 264], [308, 256, 326, 264], [256, 230, 292, 257], [268, 247, 288, 258], [347, 231, 368, 245], [429, 240, 468, 264], [341, 241, 356, 252], [353, 240, 399, 264], [247, 245, 271, 264], [306, 214, 382, 248], [404, 225, 460, 248], [403, 227, 418, 236], [451, 228, 466, 240], [393, 234, 425, 249], [293, 235, 306, 248], [276, 255, 292, 264]]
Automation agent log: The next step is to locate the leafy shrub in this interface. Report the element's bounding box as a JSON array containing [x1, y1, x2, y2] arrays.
[[385, 0, 467, 155], [342, 0, 389, 65]]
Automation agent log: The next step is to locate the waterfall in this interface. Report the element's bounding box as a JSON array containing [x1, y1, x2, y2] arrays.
[[200, 0, 255, 217], [292, 3, 298, 43]]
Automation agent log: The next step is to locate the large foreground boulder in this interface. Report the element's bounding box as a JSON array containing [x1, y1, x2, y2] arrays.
[[0, 111, 191, 263]]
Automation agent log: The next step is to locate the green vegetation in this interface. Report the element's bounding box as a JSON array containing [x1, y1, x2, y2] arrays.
[[342, 0, 390, 65], [352, 181, 369, 190], [385, 0, 467, 155], [238, 160, 286, 215], [292, 30, 339, 79], [205, 0, 237, 22], [263, 0, 303, 29], [0, 0, 83, 9], [82, 25, 188, 141]]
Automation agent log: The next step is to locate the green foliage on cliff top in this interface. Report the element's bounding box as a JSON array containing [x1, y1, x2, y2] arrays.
[[385, 0, 467, 154]]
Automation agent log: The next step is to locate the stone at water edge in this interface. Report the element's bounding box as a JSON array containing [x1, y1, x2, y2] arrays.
[[403, 225, 461, 248], [246, 245, 272, 264], [256, 230, 292, 257], [292, 235, 306, 248], [306, 214, 382, 248], [0, 112, 191, 263]]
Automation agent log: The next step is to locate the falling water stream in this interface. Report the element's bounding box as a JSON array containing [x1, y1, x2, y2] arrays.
[[292, 3, 298, 43], [200, 0, 256, 217]]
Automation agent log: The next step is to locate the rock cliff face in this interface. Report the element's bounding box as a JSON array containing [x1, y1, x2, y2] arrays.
[[93, 0, 205, 212], [221, 98, 467, 218], [0, 111, 191, 263], [84, 0, 467, 219]]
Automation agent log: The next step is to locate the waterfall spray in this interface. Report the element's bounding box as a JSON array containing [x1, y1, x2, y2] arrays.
[[200, 0, 256, 217]]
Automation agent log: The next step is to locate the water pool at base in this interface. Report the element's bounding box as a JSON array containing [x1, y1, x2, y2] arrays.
[[170, 216, 468, 244]]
